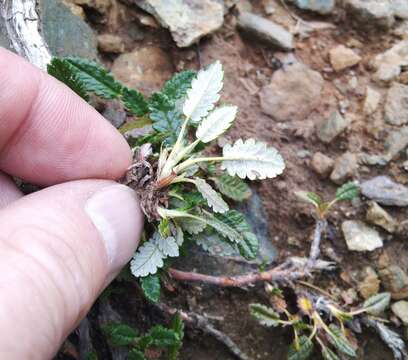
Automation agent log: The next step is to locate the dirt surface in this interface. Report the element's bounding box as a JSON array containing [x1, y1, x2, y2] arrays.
[[57, 0, 408, 359]]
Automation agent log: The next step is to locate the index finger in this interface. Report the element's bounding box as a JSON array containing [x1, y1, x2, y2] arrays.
[[0, 48, 132, 185]]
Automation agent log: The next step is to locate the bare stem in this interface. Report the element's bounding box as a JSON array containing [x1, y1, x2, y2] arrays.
[[168, 257, 335, 287], [306, 219, 327, 270], [156, 302, 251, 360], [174, 156, 226, 174]]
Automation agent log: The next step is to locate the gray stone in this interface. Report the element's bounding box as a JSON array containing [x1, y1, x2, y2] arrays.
[[330, 152, 358, 184], [259, 62, 324, 121], [385, 127, 408, 159], [288, 0, 335, 15], [342, 220, 383, 252], [372, 41, 408, 82], [366, 201, 397, 233], [329, 45, 362, 72], [385, 83, 408, 125], [361, 176, 408, 207], [379, 265, 408, 299], [237, 12, 294, 51], [344, 0, 395, 30], [40, 0, 98, 59], [311, 152, 334, 177], [133, 0, 224, 48], [97, 34, 125, 53], [111, 46, 173, 95], [363, 87, 381, 115], [359, 153, 389, 166], [317, 111, 350, 143], [392, 0, 408, 19], [392, 301, 408, 325]]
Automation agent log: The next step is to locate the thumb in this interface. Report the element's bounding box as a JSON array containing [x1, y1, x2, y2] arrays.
[[0, 180, 143, 359]]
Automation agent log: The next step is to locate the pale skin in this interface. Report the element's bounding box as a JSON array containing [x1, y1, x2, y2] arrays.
[[0, 48, 143, 359]]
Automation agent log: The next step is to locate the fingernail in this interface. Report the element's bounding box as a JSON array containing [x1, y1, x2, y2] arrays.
[[84, 184, 142, 274]]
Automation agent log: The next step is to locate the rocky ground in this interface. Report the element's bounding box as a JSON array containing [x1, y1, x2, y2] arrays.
[[3, 0, 408, 359]]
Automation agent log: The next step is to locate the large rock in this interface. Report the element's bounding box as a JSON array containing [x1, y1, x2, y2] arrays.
[[237, 12, 294, 51], [317, 111, 350, 143], [344, 0, 395, 31], [342, 220, 383, 252], [372, 41, 408, 82], [379, 265, 408, 299], [329, 45, 361, 72], [366, 201, 397, 233], [392, 301, 408, 325], [385, 83, 408, 125], [40, 0, 98, 59], [111, 46, 173, 94], [384, 126, 408, 159], [392, 0, 408, 19], [288, 0, 335, 15], [259, 62, 324, 121], [363, 86, 381, 115], [361, 176, 408, 207], [310, 152, 334, 178], [133, 0, 224, 48], [330, 152, 358, 184]]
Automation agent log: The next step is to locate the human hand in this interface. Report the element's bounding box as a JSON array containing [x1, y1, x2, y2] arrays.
[[0, 48, 143, 359]]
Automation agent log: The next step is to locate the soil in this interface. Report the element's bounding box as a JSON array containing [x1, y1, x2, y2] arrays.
[[59, 1, 408, 359]]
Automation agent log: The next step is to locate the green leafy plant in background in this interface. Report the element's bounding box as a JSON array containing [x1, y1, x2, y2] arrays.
[[250, 287, 392, 360], [102, 314, 184, 360], [48, 58, 285, 304]]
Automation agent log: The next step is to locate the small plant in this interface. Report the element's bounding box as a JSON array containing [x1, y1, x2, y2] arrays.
[[250, 287, 392, 360], [48, 58, 285, 301], [102, 314, 184, 360]]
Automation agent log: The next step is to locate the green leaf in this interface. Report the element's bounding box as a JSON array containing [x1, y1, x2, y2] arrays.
[[140, 274, 161, 303], [193, 178, 229, 213], [249, 303, 280, 327], [322, 347, 340, 360], [65, 57, 123, 99], [148, 325, 180, 347], [148, 70, 195, 145], [327, 324, 356, 357], [212, 174, 252, 201], [179, 217, 207, 235], [195, 230, 238, 257], [128, 349, 146, 360], [362, 292, 391, 316], [47, 58, 89, 101], [215, 210, 259, 260], [295, 191, 322, 207], [102, 322, 138, 346], [205, 212, 243, 243], [169, 314, 184, 360], [122, 88, 148, 116], [335, 181, 360, 202], [288, 336, 314, 360], [158, 218, 171, 238]]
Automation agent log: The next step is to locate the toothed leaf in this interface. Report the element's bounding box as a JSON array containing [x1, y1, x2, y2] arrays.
[[47, 58, 89, 101], [322, 347, 340, 360], [183, 61, 223, 123], [179, 217, 207, 235], [130, 239, 165, 277], [196, 105, 237, 143], [128, 349, 145, 360], [205, 212, 243, 243], [295, 191, 322, 207], [102, 323, 138, 346], [328, 324, 356, 357], [140, 274, 161, 303], [148, 326, 180, 347], [169, 314, 184, 360], [122, 88, 148, 116], [362, 292, 391, 316], [194, 179, 229, 213], [155, 234, 179, 258], [288, 336, 314, 360], [336, 181, 360, 201], [221, 138, 285, 180], [250, 303, 280, 327], [65, 57, 123, 99], [195, 231, 237, 257], [212, 174, 251, 201]]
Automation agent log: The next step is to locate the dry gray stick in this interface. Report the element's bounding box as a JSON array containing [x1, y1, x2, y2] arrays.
[[306, 219, 327, 270], [157, 302, 251, 360], [0, 0, 51, 68]]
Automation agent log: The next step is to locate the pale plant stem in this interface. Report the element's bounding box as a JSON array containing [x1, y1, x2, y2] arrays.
[[306, 219, 327, 270], [174, 156, 227, 174]]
